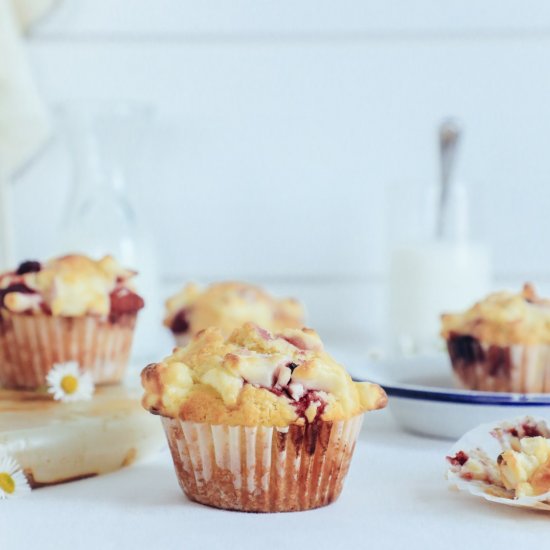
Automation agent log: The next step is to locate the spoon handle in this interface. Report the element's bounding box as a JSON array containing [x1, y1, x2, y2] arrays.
[[437, 119, 461, 238]]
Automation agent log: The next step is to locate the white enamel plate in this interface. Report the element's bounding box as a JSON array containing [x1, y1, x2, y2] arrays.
[[344, 352, 550, 440]]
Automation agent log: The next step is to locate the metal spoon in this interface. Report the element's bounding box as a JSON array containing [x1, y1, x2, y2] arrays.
[[437, 118, 461, 238]]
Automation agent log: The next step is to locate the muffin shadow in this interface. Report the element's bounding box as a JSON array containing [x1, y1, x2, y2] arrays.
[[39, 460, 189, 509]]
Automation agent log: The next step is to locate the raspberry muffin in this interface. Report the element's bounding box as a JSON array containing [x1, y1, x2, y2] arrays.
[[164, 281, 304, 346], [0, 254, 144, 389], [441, 284, 550, 392], [142, 322, 387, 512]]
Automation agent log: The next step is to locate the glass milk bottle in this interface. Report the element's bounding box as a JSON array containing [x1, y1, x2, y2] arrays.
[[388, 121, 492, 355], [55, 101, 164, 362]]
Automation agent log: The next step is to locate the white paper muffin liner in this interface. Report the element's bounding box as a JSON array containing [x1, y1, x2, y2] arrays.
[[0, 312, 137, 389], [447, 336, 550, 393], [162, 415, 364, 512], [446, 416, 550, 511]]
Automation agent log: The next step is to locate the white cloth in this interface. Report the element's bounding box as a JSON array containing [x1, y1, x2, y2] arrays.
[[1, 410, 546, 550], [0, 0, 57, 268], [0, 0, 58, 178]]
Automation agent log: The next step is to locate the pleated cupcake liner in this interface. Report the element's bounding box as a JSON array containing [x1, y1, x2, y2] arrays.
[[162, 415, 363, 513], [447, 335, 550, 393], [0, 312, 137, 389]]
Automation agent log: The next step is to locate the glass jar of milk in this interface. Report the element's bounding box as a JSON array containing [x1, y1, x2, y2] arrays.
[[54, 101, 165, 362], [387, 180, 491, 355]]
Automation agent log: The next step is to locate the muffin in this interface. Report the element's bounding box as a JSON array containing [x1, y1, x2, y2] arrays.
[[141, 322, 387, 512], [441, 284, 550, 393], [0, 254, 144, 389], [164, 281, 304, 346], [447, 417, 550, 508]]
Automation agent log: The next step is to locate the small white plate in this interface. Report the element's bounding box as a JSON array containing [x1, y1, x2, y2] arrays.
[[344, 352, 550, 440]]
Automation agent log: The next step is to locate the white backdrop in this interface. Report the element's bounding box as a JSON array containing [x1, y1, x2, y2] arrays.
[[10, 0, 550, 340]]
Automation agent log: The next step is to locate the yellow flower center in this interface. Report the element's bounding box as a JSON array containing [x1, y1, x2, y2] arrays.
[[0, 472, 15, 494], [60, 374, 79, 395]]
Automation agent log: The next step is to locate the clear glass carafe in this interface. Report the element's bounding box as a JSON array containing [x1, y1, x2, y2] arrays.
[[56, 101, 165, 362]]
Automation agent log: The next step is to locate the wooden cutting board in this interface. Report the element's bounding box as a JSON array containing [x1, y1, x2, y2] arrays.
[[0, 385, 165, 487]]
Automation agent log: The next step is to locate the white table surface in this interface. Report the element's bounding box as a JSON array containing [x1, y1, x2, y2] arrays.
[[2, 408, 548, 550]]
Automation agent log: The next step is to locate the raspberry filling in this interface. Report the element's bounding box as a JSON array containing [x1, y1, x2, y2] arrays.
[[293, 391, 327, 419], [265, 385, 326, 421], [447, 333, 485, 363], [250, 360, 327, 422], [506, 422, 546, 439], [109, 287, 145, 322], [287, 362, 299, 373], [241, 331, 328, 421], [446, 450, 469, 467], [15, 260, 41, 275], [170, 308, 190, 334]]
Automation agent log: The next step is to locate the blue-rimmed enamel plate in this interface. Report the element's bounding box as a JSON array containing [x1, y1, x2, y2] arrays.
[[343, 352, 550, 440]]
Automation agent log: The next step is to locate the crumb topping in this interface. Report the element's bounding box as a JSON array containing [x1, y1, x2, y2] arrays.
[[0, 254, 144, 318], [441, 283, 550, 345], [163, 281, 304, 338], [141, 322, 387, 427], [498, 437, 550, 497]]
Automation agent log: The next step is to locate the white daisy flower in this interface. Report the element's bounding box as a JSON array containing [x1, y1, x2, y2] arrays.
[[0, 454, 30, 499], [46, 361, 95, 402]]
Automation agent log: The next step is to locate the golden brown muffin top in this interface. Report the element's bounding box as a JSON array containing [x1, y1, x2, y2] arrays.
[[441, 284, 550, 345], [142, 322, 387, 427], [0, 254, 144, 318], [164, 281, 304, 338]]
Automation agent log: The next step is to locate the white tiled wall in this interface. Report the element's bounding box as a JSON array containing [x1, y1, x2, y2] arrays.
[[11, 1, 550, 340]]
